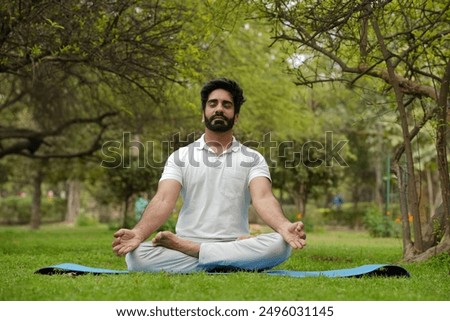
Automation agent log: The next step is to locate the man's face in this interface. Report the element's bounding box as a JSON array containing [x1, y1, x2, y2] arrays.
[[203, 89, 239, 132]]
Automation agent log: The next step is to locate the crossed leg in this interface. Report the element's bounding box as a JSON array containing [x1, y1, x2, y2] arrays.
[[127, 231, 291, 273]]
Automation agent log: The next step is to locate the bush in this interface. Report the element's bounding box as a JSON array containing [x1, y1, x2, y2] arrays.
[[363, 206, 400, 238], [0, 195, 66, 224], [319, 203, 368, 228], [76, 213, 99, 227], [0, 196, 31, 224]]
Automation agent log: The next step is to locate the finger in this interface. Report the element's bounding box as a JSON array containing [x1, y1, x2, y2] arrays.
[[115, 244, 132, 256], [289, 239, 300, 249], [292, 225, 305, 238], [152, 231, 162, 243], [296, 221, 304, 231], [113, 229, 125, 238], [112, 238, 123, 248], [290, 238, 306, 249], [112, 244, 123, 256], [117, 248, 127, 256], [289, 241, 303, 249], [120, 244, 137, 256]]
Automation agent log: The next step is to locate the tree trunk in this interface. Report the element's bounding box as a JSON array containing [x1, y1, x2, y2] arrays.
[[371, 18, 423, 252], [435, 60, 450, 243], [392, 163, 415, 259], [374, 130, 384, 211], [66, 180, 81, 224], [121, 195, 131, 228], [30, 165, 43, 230], [374, 159, 384, 211], [425, 169, 436, 219], [296, 182, 308, 218], [410, 60, 450, 261], [407, 238, 450, 263], [421, 202, 447, 249]]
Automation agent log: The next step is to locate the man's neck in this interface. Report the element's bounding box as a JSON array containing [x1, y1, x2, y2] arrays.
[[204, 129, 233, 155]]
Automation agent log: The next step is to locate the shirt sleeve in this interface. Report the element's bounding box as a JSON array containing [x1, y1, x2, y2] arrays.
[[159, 150, 183, 185], [247, 149, 271, 184]]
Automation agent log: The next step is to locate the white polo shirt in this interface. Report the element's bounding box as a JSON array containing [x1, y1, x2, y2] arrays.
[[160, 134, 271, 242]]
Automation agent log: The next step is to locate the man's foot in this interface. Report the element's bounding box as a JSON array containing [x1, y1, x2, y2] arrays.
[[152, 231, 200, 258]]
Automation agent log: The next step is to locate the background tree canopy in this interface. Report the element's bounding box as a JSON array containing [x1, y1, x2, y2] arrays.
[[0, 0, 448, 262], [0, 0, 210, 158]]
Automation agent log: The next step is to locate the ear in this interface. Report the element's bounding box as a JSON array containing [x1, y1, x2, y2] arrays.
[[234, 113, 240, 124], [201, 113, 205, 123]]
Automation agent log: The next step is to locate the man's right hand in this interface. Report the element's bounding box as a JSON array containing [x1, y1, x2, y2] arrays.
[[112, 229, 142, 256], [278, 221, 307, 250]]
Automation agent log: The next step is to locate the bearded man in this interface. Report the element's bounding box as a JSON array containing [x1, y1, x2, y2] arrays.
[[112, 78, 306, 273]]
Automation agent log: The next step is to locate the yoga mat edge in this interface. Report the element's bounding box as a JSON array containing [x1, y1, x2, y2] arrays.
[[35, 263, 410, 278]]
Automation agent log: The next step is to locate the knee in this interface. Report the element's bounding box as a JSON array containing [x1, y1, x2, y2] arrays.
[[125, 243, 155, 272], [271, 233, 292, 260], [257, 233, 291, 262], [125, 249, 144, 272], [251, 233, 291, 270]]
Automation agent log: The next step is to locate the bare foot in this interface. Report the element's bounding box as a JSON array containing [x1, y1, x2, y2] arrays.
[[152, 231, 200, 258]]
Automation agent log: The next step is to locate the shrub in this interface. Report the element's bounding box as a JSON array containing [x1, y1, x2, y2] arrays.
[[319, 203, 368, 229], [0, 195, 66, 224], [363, 206, 400, 238], [76, 213, 99, 227]]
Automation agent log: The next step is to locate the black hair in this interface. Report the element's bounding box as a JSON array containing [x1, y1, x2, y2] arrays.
[[200, 78, 246, 114]]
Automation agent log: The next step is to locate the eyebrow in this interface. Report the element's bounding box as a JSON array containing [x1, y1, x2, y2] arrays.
[[207, 99, 233, 105]]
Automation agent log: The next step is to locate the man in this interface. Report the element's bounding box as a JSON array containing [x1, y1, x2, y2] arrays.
[[112, 78, 306, 273]]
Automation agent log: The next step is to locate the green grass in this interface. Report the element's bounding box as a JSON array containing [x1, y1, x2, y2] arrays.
[[1, 224, 449, 301]]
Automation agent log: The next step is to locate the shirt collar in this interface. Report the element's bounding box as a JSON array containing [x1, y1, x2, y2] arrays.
[[196, 134, 240, 153]]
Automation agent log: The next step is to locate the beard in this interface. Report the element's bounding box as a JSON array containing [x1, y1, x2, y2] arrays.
[[204, 112, 236, 132]]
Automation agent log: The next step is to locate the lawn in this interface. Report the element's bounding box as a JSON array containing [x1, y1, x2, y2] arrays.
[[0, 224, 449, 301]]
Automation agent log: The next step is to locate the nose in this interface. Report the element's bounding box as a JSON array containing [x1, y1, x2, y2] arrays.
[[216, 101, 227, 111]]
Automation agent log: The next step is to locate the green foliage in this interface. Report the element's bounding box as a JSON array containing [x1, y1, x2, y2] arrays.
[[76, 214, 100, 227], [363, 206, 400, 238], [0, 0, 215, 159], [250, 0, 450, 252], [319, 203, 369, 228], [0, 196, 66, 224], [0, 196, 31, 224]]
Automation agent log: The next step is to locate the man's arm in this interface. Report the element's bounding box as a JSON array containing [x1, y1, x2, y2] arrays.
[[112, 179, 181, 255], [249, 176, 306, 249], [133, 179, 181, 240]]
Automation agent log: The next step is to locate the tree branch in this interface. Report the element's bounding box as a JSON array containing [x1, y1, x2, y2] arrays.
[[0, 111, 118, 158]]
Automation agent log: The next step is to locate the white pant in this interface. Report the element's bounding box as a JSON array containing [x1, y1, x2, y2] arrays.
[[125, 233, 292, 273]]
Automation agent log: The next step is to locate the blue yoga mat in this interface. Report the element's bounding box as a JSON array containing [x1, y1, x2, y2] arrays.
[[35, 263, 410, 278]]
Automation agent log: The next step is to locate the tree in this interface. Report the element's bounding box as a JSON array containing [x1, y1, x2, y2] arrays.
[[252, 0, 449, 260], [0, 0, 208, 159]]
